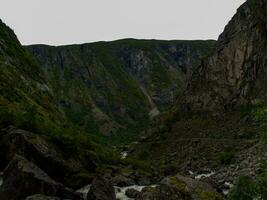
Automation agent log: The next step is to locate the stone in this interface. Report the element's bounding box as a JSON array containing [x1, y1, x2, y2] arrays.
[[112, 175, 135, 187], [137, 175, 222, 200], [125, 188, 141, 198], [25, 194, 60, 200], [87, 176, 115, 200], [0, 126, 85, 185], [0, 155, 82, 200]]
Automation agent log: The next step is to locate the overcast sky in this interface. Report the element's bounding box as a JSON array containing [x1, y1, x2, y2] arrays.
[[0, 0, 246, 46]]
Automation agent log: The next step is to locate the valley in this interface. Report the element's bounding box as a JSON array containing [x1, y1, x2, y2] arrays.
[[0, 0, 267, 199]]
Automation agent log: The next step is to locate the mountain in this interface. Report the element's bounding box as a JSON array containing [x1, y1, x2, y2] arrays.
[[0, 19, 64, 133], [0, 19, 157, 200], [26, 39, 215, 142], [0, 19, 222, 200], [184, 0, 267, 112], [130, 0, 267, 195]]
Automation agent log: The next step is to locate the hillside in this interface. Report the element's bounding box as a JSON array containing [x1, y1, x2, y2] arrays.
[[130, 0, 267, 196], [26, 39, 215, 143]]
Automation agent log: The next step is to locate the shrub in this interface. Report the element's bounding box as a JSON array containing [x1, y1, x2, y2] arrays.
[[229, 176, 258, 200], [217, 152, 234, 165]]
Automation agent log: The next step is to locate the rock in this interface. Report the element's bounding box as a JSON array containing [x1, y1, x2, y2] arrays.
[[185, 0, 267, 112], [0, 155, 82, 200], [137, 175, 223, 200], [0, 126, 86, 185], [137, 185, 192, 200], [112, 175, 135, 187], [87, 176, 115, 200], [125, 188, 141, 198], [137, 177, 151, 185], [25, 194, 60, 200]]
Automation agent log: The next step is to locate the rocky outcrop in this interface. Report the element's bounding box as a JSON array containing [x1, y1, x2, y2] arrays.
[[184, 0, 267, 112], [0, 155, 82, 200], [87, 176, 116, 200], [0, 126, 89, 184]]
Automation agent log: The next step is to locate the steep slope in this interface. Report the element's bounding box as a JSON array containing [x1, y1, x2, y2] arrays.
[[184, 0, 267, 112], [130, 0, 267, 192], [26, 39, 215, 140], [0, 19, 64, 133]]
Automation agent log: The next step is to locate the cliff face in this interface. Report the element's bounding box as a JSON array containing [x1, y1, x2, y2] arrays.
[[27, 39, 215, 136], [185, 0, 267, 112]]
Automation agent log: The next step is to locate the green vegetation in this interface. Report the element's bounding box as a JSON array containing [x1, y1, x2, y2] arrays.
[[26, 38, 215, 145], [217, 151, 235, 165], [196, 188, 223, 200]]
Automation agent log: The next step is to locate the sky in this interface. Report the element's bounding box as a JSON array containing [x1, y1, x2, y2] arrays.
[[0, 0, 246, 46]]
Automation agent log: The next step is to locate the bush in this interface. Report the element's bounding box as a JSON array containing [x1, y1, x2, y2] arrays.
[[229, 176, 258, 200], [217, 152, 234, 165]]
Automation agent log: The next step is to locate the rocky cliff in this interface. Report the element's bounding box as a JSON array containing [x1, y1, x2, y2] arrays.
[[27, 39, 215, 138], [184, 0, 267, 112]]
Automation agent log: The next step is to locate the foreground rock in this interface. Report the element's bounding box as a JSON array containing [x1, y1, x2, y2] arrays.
[[0, 155, 82, 200], [112, 175, 135, 187], [137, 175, 223, 200], [125, 188, 141, 198], [25, 194, 60, 200], [87, 176, 116, 200], [0, 126, 98, 188]]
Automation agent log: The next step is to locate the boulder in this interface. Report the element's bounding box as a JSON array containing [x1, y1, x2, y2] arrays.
[[87, 176, 115, 200], [0, 155, 82, 200], [137, 185, 192, 200], [25, 194, 60, 200], [125, 188, 141, 198], [0, 126, 85, 184], [137, 175, 223, 200], [112, 175, 135, 187]]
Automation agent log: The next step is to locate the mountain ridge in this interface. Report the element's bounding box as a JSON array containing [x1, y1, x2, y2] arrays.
[[26, 39, 215, 142]]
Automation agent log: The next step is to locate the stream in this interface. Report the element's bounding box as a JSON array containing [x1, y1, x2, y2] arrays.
[[77, 184, 157, 200]]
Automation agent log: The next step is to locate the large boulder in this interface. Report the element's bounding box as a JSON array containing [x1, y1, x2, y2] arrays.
[[87, 176, 116, 200], [0, 126, 90, 185], [0, 155, 82, 200], [137, 175, 223, 200], [112, 175, 135, 187], [25, 194, 60, 200], [125, 188, 141, 198]]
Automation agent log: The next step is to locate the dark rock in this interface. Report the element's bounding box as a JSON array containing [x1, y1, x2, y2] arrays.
[[0, 126, 85, 184], [137, 177, 151, 186], [25, 194, 60, 200], [112, 175, 135, 187], [0, 155, 82, 200], [137, 185, 192, 200], [125, 188, 141, 198], [137, 175, 222, 200], [185, 0, 267, 112], [87, 176, 115, 200]]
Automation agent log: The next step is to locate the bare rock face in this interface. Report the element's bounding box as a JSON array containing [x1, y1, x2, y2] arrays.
[[0, 155, 82, 200], [185, 0, 267, 112], [87, 176, 116, 200]]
